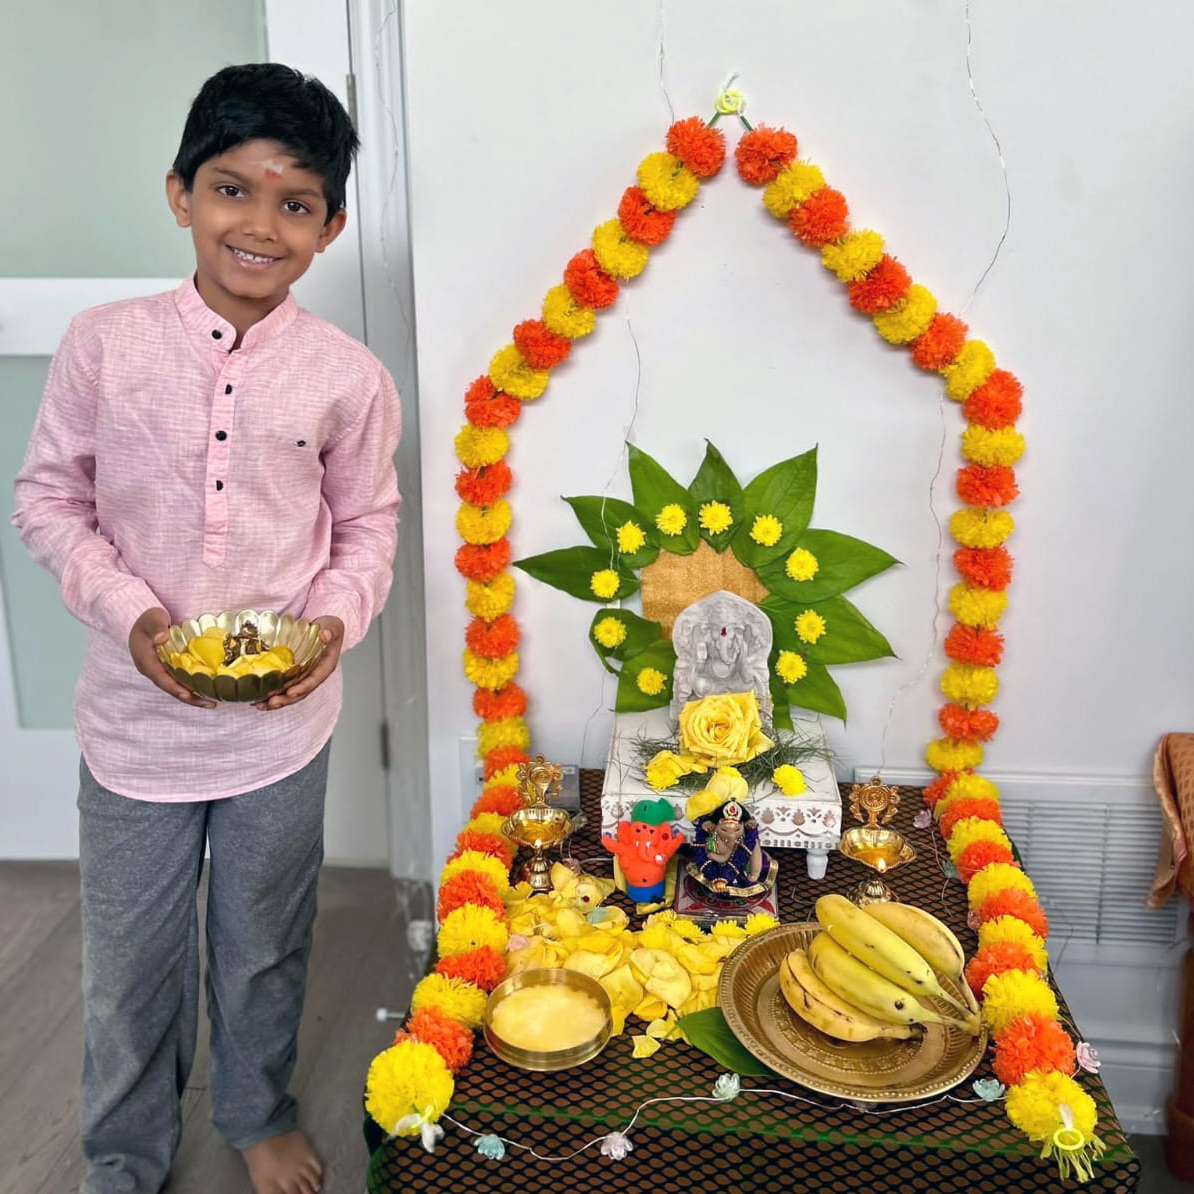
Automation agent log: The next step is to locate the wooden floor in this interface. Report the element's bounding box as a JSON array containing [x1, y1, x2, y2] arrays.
[[0, 861, 430, 1194]]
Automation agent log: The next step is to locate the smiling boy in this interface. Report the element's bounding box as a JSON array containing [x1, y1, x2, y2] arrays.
[[13, 65, 401, 1194]]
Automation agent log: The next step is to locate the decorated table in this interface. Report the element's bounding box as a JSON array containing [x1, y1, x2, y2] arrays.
[[362, 772, 1140, 1194]]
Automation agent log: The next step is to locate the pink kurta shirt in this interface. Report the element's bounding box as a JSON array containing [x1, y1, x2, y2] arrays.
[[13, 279, 401, 801]]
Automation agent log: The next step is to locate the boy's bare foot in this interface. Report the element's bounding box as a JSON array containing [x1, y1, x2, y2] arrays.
[[241, 1131, 323, 1194]]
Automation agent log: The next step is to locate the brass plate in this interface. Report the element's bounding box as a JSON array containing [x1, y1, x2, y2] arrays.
[[719, 923, 987, 1104]]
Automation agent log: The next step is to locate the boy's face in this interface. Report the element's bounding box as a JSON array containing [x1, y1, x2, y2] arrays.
[[166, 138, 346, 329]]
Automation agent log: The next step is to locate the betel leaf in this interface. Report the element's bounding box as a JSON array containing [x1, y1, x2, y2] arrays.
[[613, 639, 676, 713], [687, 441, 744, 552], [514, 546, 640, 603], [563, 495, 660, 569], [588, 608, 662, 673], [757, 528, 899, 603], [732, 447, 818, 571], [627, 444, 700, 555], [676, 1007, 779, 1079], [761, 594, 896, 666], [779, 657, 848, 723], [769, 672, 796, 732]]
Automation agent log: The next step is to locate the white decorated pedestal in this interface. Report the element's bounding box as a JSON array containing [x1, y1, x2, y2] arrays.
[[600, 707, 843, 879]]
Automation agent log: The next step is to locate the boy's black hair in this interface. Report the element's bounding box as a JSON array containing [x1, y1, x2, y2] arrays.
[[172, 63, 359, 222]]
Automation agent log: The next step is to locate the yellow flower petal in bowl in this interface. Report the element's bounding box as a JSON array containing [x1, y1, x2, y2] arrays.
[[632, 1035, 662, 1059]]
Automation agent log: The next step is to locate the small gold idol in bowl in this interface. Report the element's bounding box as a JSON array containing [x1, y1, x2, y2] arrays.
[[838, 776, 916, 904], [501, 757, 573, 892]]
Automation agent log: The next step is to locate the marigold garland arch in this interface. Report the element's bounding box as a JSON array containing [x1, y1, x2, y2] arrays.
[[368, 107, 1104, 1177]]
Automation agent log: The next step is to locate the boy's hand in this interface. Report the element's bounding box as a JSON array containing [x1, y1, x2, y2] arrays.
[[255, 616, 345, 711], [129, 606, 216, 708]]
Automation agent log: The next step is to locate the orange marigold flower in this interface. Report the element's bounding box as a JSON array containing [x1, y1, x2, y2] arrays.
[[956, 463, 1019, 508], [465, 613, 521, 659], [473, 681, 528, 722], [944, 623, 1005, 667], [939, 703, 1000, 742], [965, 941, 1041, 999], [482, 745, 530, 780], [992, 1013, 1076, 1087], [455, 461, 514, 506], [436, 945, 508, 996], [465, 375, 496, 405], [512, 319, 571, 370], [735, 124, 799, 185], [564, 249, 619, 309], [617, 185, 678, 246], [923, 771, 961, 809], [788, 186, 849, 246], [939, 797, 1003, 840], [847, 255, 912, 314], [398, 1006, 475, 1074], [455, 540, 510, 583], [957, 838, 1015, 884], [963, 370, 1023, 429], [976, 888, 1049, 940], [911, 312, 968, 371], [954, 545, 1014, 591], [470, 784, 523, 819], [465, 391, 522, 429], [437, 869, 506, 923], [453, 829, 514, 869], [666, 116, 726, 178]]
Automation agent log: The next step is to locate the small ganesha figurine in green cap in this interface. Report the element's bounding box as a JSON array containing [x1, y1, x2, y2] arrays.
[[602, 798, 683, 903]]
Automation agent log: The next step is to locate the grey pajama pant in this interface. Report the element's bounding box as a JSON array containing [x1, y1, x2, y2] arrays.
[[76, 740, 331, 1194]]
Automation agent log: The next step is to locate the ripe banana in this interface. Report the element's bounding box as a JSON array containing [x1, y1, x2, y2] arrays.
[[814, 893, 973, 1022], [779, 949, 917, 1043], [862, 900, 979, 1014], [808, 931, 974, 1032]]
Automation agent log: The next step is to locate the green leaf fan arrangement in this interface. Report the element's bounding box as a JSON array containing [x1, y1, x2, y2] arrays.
[[514, 443, 898, 729]]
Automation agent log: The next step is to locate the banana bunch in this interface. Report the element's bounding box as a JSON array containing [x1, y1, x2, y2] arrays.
[[779, 894, 982, 1042]]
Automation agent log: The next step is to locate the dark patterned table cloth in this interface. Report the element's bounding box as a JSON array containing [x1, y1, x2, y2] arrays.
[[364, 772, 1139, 1193]]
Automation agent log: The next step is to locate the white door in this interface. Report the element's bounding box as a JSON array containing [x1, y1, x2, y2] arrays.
[[0, 0, 391, 863]]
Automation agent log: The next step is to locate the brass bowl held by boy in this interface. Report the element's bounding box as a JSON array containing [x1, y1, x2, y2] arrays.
[[157, 609, 325, 703]]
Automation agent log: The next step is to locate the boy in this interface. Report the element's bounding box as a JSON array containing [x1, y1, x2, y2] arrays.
[[12, 64, 400, 1194]]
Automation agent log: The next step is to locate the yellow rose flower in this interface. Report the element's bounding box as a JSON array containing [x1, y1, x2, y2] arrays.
[[775, 650, 807, 685], [749, 514, 783, 547], [794, 610, 826, 644], [705, 766, 748, 805], [637, 667, 668, 697], [677, 692, 773, 768], [590, 570, 620, 599], [784, 548, 819, 582], [655, 504, 688, 536], [593, 616, 628, 649], [616, 521, 646, 553], [772, 764, 806, 796], [698, 501, 733, 534]]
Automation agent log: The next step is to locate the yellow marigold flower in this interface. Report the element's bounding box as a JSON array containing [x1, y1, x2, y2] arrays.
[[795, 610, 826, 644], [487, 763, 520, 789], [949, 583, 1008, 630], [946, 816, 1011, 863], [772, 764, 806, 796], [749, 514, 783, 546], [593, 616, 628, 649], [616, 521, 647, 554], [942, 339, 996, 398], [762, 160, 826, 218], [698, 501, 733, 534], [437, 903, 509, 958], [410, 972, 488, 1029], [925, 736, 984, 774], [590, 569, 621, 599], [465, 812, 507, 840], [637, 667, 668, 696], [542, 284, 597, 339], [455, 499, 511, 546], [775, 650, 807, 685], [980, 969, 1058, 1034], [655, 504, 688, 536], [1006, 1071, 1098, 1146], [440, 849, 510, 895], [455, 424, 509, 469], [978, 916, 1048, 970], [745, 913, 780, 935], [784, 548, 819, 582], [712, 920, 747, 939], [670, 918, 707, 941], [967, 861, 1037, 912], [488, 343, 549, 401], [476, 716, 530, 758], [637, 151, 701, 211], [463, 647, 519, 691], [962, 425, 1026, 468], [872, 284, 938, 344], [365, 1040, 454, 1136], [935, 775, 1001, 820], [821, 229, 884, 282], [592, 219, 650, 280], [466, 572, 516, 619], [940, 662, 1000, 708], [950, 507, 1015, 549]]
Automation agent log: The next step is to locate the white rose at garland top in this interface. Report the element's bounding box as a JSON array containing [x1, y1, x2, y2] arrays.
[[601, 706, 842, 879]]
